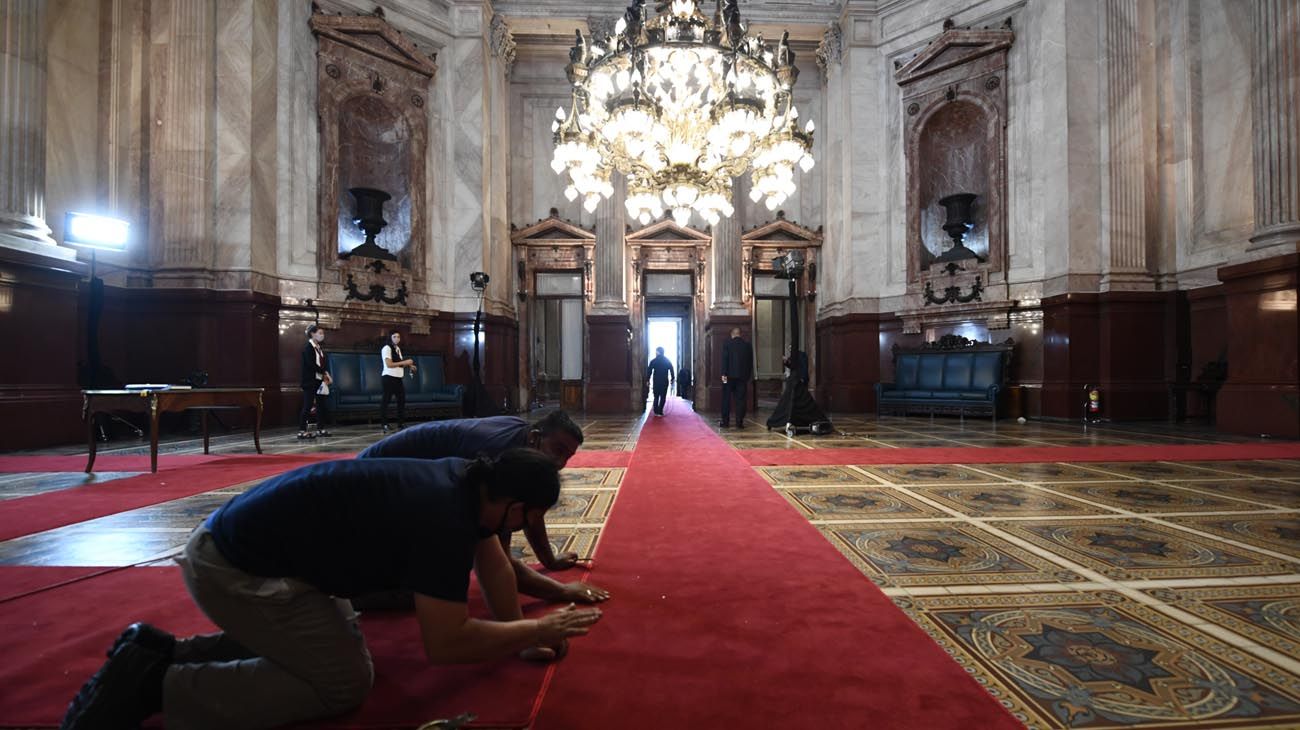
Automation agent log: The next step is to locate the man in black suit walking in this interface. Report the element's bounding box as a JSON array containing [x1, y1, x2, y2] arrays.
[[719, 327, 753, 428], [646, 347, 675, 417]]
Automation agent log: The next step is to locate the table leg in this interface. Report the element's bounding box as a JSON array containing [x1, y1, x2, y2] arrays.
[[149, 396, 160, 473], [86, 409, 98, 473], [202, 410, 210, 455], [253, 396, 264, 454]]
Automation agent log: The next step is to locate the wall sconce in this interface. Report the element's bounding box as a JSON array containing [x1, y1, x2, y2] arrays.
[[516, 259, 527, 302], [470, 271, 490, 292]]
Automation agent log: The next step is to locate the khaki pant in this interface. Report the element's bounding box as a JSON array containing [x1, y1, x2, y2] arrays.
[[162, 527, 374, 729]]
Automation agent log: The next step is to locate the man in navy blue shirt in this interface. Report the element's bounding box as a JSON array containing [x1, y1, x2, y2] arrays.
[[359, 411, 609, 606], [61, 449, 602, 730], [646, 347, 675, 416]]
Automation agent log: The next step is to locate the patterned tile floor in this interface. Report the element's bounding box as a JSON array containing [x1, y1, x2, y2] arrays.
[[6, 408, 1300, 728], [757, 417, 1300, 729]]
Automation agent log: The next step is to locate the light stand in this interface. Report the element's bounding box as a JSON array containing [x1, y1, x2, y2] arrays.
[[766, 250, 831, 434], [465, 271, 497, 417], [65, 213, 143, 441], [773, 251, 806, 369]]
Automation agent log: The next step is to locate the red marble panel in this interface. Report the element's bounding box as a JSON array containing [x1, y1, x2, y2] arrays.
[[1041, 293, 1101, 419], [1097, 291, 1172, 420], [1217, 254, 1300, 438], [585, 313, 632, 413], [0, 249, 85, 449], [815, 313, 883, 413]]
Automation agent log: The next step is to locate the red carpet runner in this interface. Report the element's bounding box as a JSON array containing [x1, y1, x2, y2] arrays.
[[743, 441, 1300, 466], [532, 400, 1022, 729]]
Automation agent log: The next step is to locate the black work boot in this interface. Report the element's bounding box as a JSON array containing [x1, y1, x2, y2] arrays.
[[61, 642, 169, 730], [107, 622, 176, 661]]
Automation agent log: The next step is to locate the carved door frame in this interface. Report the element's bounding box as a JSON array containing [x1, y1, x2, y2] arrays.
[[625, 220, 712, 406], [741, 212, 823, 394], [510, 211, 596, 409]]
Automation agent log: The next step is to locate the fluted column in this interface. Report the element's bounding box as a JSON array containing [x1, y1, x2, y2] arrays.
[[1100, 0, 1151, 289], [592, 173, 627, 312], [0, 0, 67, 257], [710, 178, 746, 315], [1249, 0, 1300, 250], [149, 0, 215, 283]]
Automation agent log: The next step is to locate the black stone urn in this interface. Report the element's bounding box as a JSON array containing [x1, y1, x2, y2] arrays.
[[346, 187, 396, 261], [936, 192, 983, 263]]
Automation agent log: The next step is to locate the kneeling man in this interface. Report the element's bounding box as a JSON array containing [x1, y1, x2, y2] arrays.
[[62, 449, 602, 730], [359, 411, 608, 605]]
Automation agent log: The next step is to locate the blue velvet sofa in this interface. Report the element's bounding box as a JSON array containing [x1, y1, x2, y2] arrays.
[[875, 338, 1014, 421], [325, 350, 464, 421]]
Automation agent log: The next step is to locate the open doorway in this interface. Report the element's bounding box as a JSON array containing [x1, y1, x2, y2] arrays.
[[647, 319, 681, 374], [644, 299, 693, 408]]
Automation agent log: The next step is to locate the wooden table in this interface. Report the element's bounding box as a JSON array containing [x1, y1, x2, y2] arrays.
[[82, 388, 264, 473]]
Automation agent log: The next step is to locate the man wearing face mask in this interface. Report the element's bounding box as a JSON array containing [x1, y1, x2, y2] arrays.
[[357, 412, 610, 608], [299, 324, 334, 439], [61, 449, 601, 730]]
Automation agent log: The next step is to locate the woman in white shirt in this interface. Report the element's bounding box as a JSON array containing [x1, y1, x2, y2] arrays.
[[380, 331, 417, 432]]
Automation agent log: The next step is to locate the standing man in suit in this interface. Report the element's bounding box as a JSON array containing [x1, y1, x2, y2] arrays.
[[720, 327, 753, 428], [298, 325, 333, 440], [646, 347, 675, 417]]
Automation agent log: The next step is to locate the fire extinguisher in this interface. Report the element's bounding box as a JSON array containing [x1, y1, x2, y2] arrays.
[[1083, 384, 1102, 423]]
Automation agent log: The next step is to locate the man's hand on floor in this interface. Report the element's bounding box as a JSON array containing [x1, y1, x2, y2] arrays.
[[543, 550, 582, 570], [556, 581, 610, 604]]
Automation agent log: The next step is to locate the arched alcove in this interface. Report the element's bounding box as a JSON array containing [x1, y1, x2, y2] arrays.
[[918, 100, 990, 266], [336, 95, 413, 265]]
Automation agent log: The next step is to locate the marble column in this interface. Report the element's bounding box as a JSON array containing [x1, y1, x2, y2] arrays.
[[1100, 0, 1151, 289], [149, 0, 215, 283], [0, 0, 69, 257], [1249, 0, 1300, 250], [710, 178, 746, 315], [591, 173, 627, 312]]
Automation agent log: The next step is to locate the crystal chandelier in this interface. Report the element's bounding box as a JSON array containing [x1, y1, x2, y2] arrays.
[[551, 0, 814, 228]]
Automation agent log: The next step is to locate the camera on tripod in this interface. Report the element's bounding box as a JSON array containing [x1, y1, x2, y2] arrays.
[[771, 250, 805, 280]]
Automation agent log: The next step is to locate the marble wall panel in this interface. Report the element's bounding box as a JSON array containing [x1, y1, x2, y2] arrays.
[[448, 35, 486, 309], [1172, 0, 1254, 281], [214, 0, 253, 276], [275, 0, 322, 284], [44, 0, 101, 247]]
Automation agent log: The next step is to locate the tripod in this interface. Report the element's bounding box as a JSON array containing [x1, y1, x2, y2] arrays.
[[465, 280, 497, 417]]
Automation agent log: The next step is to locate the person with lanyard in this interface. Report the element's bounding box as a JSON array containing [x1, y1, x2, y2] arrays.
[[380, 330, 417, 433], [646, 347, 675, 417], [60, 449, 602, 730], [298, 324, 333, 439], [357, 411, 610, 607]]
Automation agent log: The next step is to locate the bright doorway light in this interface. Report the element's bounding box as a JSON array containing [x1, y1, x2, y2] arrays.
[[647, 318, 680, 376]]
